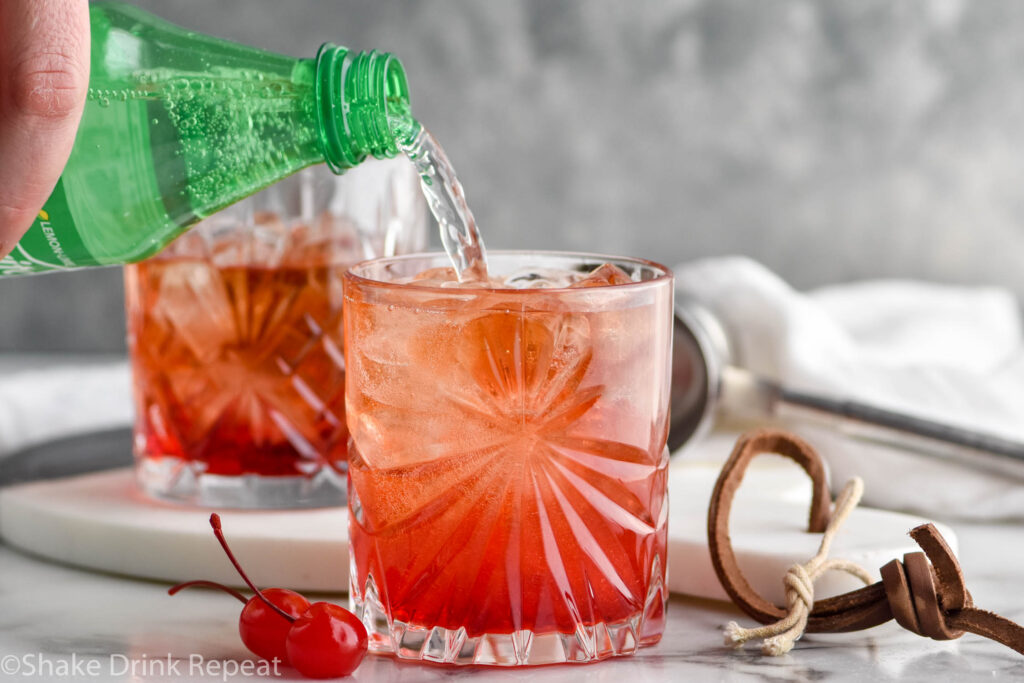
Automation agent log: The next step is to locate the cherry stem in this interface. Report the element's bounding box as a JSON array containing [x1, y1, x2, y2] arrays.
[[209, 514, 296, 623], [168, 580, 248, 604]]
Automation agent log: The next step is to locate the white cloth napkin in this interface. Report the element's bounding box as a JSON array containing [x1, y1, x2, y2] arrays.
[[675, 257, 1024, 520], [0, 360, 133, 458]]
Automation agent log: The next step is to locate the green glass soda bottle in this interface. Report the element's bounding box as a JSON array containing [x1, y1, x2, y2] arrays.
[[0, 1, 414, 277]]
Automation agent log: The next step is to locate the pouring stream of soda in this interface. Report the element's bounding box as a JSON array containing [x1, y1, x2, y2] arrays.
[[395, 120, 489, 283]]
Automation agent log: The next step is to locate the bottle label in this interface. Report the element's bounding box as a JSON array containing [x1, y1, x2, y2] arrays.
[[0, 179, 97, 276]]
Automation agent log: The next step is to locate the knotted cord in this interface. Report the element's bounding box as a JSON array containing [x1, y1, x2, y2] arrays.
[[723, 478, 873, 655]]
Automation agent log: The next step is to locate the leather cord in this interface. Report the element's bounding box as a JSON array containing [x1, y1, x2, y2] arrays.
[[707, 428, 1024, 655]]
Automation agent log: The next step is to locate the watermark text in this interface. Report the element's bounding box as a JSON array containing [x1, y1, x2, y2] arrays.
[[0, 653, 281, 680]]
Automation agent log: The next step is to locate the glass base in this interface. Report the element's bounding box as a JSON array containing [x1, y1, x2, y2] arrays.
[[350, 559, 667, 666], [136, 456, 346, 509]]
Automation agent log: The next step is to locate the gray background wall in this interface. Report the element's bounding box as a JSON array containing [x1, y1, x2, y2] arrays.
[[3, 0, 1023, 351]]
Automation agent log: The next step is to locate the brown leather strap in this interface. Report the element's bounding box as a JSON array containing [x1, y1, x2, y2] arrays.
[[707, 428, 1024, 655], [947, 609, 1024, 656], [708, 429, 893, 632]]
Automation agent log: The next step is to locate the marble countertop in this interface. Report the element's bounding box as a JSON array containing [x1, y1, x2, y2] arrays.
[[1, 521, 1023, 682], [1, 355, 1023, 680]]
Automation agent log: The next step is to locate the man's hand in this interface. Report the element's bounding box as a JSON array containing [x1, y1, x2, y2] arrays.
[[0, 0, 89, 258]]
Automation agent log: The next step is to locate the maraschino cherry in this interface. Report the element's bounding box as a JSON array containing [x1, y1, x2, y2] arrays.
[[286, 602, 370, 679], [169, 514, 368, 679]]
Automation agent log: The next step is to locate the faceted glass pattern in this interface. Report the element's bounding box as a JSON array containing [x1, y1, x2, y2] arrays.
[[126, 159, 426, 508], [344, 252, 673, 665]]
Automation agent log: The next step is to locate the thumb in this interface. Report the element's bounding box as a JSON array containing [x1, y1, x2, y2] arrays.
[[0, 0, 90, 258]]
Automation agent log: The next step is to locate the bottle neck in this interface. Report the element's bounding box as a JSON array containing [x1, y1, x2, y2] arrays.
[[314, 44, 416, 173]]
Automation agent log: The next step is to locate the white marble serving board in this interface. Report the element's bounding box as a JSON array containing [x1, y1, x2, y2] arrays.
[[0, 459, 955, 603]]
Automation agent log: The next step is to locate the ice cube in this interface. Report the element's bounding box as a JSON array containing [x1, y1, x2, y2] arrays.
[[206, 212, 288, 268], [501, 267, 582, 289], [399, 266, 460, 287], [162, 228, 209, 259], [153, 261, 238, 363], [568, 263, 634, 288]]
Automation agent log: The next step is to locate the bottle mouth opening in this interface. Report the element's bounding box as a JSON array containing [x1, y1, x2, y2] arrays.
[[315, 44, 414, 173], [352, 51, 413, 157], [382, 58, 419, 146]]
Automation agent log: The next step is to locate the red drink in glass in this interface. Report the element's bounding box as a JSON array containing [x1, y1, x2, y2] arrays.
[[344, 251, 673, 665], [127, 255, 348, 475], [126, 233, 350, 506], [125, 161, 426, 508]]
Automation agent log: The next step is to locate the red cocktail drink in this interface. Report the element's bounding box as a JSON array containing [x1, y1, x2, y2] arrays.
[[127, 227, 350, 506], [125, 160, 427, 508], [344, 251, 673, 665]]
